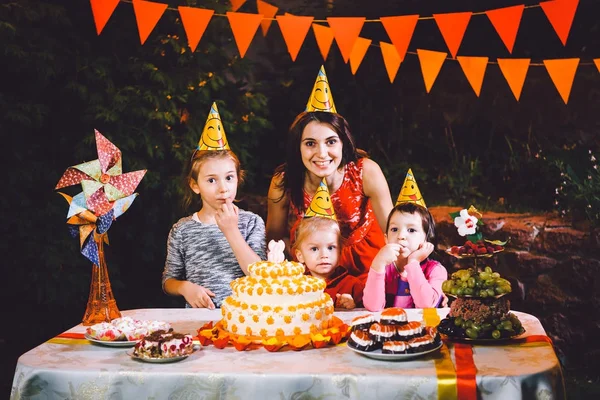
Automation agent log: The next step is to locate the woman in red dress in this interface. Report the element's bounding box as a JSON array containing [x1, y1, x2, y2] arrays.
[[267, 112, 393, 282]]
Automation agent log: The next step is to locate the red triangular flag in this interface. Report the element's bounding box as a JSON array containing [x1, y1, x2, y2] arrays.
[[327, 17, 365, 63], [433, 12, 472, 59], [132, 0, 168, 45], [380, 42, 402, 83], [417, 49, 447, 93], [543, 58, 579, 104], [226, 12, 263, 58], [594, 59, 600, 72], [276, 15, 314, 61], [312, 24, 334, 61], [257, 0, 278, 36], [230, 0, 246, 12], [90, 0, 120, 35], [540, 0, 579, 46], [178, 7, 214, 52], [457, 56, 489, 97], [349, 37, 371, 75], [380, 15, 419, 62], [485, 5, 524, 54], [497, 58, 530, 101]]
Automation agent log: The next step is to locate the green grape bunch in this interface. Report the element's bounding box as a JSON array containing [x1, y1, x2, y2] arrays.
[[441, 266, 512, 298]]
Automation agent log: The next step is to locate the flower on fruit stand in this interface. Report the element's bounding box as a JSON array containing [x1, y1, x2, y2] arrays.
[[454, 209, 478, 236]]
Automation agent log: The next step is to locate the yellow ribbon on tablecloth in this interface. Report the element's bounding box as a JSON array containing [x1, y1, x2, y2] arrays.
[[47, 338, 90, 345], [423, 308, 457, 400], [423, 308, 441, 327]]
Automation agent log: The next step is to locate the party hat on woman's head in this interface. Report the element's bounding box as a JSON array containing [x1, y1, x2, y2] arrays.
[[396, 169, 426, 208], [305, 66, 337, 113], [197, 102, 230, 151], [305, 178, 337, 220]]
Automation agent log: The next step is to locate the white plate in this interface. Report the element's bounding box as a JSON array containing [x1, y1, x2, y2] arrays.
[[126, 348, 197, 363], [347, 341, 443, 361], [84, 333, 138, 347]]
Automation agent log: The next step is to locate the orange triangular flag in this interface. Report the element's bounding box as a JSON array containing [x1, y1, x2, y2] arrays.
[[226, 12, 263, 58], [132, 0, 168, 45], [543, 58, 579, 104], [380, 42, 402, 83], [497, 58, 530, 101], [417, 49, 447, 93], [380, 15, 419, 62], [594, 59, 600, 72], [90, 0, 120, 35], [485, 5, 524, 54], [277, 15, 314, 61], [540, 0, 579, 46], [257, 0, 278, 36], [457, 56, 489, 96], [433, 12, 472, 59], [230, 0, 246, 12], [312, 24, 334, 61], [349, 37, 371, 75], [178, 7, 214, 52], [327, 17, 365, 63]]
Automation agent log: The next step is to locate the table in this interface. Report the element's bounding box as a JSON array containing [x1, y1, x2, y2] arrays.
[[11, 308, 565, 400]]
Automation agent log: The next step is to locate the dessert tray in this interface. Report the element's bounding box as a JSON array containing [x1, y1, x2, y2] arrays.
[[84, 333, 138, 347], [347, 342, 442, 361], [126, 345, 200, 363], [446, 293, 507, 300]]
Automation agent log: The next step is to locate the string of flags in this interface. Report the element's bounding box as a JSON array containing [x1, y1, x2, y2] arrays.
[[89, 0, 599, 104]]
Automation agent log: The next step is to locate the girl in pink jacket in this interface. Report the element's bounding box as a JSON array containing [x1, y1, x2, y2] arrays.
[[363, 203, 447, 310]]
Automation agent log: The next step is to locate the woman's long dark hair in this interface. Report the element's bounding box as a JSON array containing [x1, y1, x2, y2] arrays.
[[272, 112, 367, 210]]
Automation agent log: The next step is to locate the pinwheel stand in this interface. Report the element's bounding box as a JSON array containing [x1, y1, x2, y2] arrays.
[[82, 233, 121, 325]]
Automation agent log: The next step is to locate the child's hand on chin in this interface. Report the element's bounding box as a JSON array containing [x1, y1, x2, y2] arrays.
[[407, 242, 434, 264], [371, 243, 401, 273], [182, 282, 216, 309], [335, 293, 356, 309]]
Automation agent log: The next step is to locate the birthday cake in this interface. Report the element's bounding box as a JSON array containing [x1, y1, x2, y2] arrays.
[[220, 241, 334, 338]]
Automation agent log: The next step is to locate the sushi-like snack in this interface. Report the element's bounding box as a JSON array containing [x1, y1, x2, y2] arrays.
[[407, 334, 437, 353], [350, 314, 376, 332], [382, 340, 409, 354], [396, 321, 424, 341], [368, 322, 396, 343], [380, 307, 408, 326], [348, 329, 376, 352]]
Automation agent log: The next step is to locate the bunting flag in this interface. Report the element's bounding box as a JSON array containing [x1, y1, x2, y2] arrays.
[[327, 17, 366, 63], [230, 0, 246, 12], [226, 11, 263, 58], [349, 37, 371, 75], [540, 0, 579, 46], [90, 0, 120, 35], [380, 15, 419, 62], [132, 0, 168, 45], [457, 56, 489, 97], [433, 12, 472, 59], [312, 24, 335, 61], [498, 58, 531, 101], [277, 15, 314, 61], [417, 49, 447, 93], [595, 59, 600, 72], [257, 0, 278, 36], [380, 42, 402, 83], [485, 5, 525, 54], [178, 6, 214, 52], [543, 58, 579, 104]]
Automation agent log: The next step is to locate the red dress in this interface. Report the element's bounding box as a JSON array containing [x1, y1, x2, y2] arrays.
[[290, 158, 386, 282]]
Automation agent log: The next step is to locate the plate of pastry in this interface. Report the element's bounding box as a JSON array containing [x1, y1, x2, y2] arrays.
[[84, 333, 138, 347], [347, 341, 442, 361], [127, 330, 198, 363], [127, 349, 197, 363]]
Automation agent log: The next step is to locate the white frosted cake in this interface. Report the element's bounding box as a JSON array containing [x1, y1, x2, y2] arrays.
[[220, 241, 334, 338]]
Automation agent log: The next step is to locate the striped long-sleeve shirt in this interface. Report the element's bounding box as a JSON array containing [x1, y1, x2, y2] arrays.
[[162, 210, 266, 308]]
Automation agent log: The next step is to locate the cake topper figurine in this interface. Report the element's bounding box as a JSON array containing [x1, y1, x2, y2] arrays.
[[197, 102, 230, 151], [305, 65, 337, 113], [304, 178, 337, 220], [267, 240, 286, 263], [395, 168, 426, 208]]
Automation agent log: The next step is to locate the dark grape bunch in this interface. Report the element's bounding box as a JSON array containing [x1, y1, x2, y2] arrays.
[[442, 266, 511, 298], [438, 313, 524, 340]]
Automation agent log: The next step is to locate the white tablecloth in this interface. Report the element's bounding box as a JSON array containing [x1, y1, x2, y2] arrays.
[[11, 308, 565, 400]]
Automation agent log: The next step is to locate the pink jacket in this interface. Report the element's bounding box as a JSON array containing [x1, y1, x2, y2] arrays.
[[362, 259, 447, 311]]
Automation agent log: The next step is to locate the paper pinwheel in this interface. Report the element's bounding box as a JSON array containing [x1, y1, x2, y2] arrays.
[[55, 129, 146, 264]]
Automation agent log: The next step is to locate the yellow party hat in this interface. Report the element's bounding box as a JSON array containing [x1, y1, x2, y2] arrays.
[[197, 102, 230, 151], [305, 178, 337, 220], [305, 66, 337, 113], [395, 169, 426, 208]]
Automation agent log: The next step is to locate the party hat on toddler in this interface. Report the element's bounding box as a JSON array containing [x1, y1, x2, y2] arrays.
[[197, 102, 230, 151], [305, 178, 337, 220], [395, 169, 426, 208], [305, 66, 337, 113]]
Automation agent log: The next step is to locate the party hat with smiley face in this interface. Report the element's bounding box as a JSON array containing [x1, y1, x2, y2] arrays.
[[395, 169, 426, 208], [305, 178, 337, 220], [305, 66, 337, 113], [197, 102, 230, 151]]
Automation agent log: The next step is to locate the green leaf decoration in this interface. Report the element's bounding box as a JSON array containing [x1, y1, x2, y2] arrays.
[[449, 211, 461, 219], [485, 238, 509, 246], [466, 232, 483, 243]]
